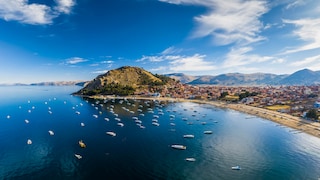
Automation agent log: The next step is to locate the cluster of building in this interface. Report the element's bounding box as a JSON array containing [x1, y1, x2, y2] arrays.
[[157, 84, 320, 118]]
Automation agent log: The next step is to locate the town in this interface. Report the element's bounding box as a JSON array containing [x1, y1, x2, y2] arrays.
[[152, 84, 320, 120]]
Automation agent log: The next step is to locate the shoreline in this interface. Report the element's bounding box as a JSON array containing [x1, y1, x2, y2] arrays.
[[87, 95, 320, 138]]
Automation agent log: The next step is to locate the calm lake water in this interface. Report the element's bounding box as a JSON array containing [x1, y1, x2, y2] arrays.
[[0, 86, 320, 180]]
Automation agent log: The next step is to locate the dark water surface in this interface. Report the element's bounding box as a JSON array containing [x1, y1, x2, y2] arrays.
[[0, 86, 320, 180]]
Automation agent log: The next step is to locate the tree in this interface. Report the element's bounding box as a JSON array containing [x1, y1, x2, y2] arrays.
[[306, 109, 319, 120], [219, 92, 229, 99]]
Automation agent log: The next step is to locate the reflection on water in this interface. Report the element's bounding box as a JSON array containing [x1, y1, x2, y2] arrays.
[[0, 86, 320, 180]]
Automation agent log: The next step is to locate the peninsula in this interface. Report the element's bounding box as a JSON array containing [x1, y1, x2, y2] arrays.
[[74, 66, 320, 138]]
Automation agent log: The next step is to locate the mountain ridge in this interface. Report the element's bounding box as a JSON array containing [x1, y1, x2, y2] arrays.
[[166, 69, 320, 86]]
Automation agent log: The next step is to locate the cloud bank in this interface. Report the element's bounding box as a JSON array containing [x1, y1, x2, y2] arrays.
[[0, 0, 76, 25]]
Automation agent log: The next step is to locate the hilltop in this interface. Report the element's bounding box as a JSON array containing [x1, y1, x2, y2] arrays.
[[74, 66, 179, 96]]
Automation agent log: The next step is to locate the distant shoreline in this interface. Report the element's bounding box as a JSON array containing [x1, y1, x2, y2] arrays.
[[84, 95, 320, 138]]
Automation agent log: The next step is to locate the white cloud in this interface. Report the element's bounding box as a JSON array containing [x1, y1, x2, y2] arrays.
[[65, 57, 87, 65], [101, 60, 114, 64], [271, 58, 286, 64], [92, 70, 109, 74], [223, 46, 274, 68], [282, 18, 320, 54], [290, 54, 320, 67], [160, 0, 269, 46], [169, 54, 216, 72], [137, 54, 182, 62], [54, 0, 75, 14], [161, 46, 182, 55], [0, 0, 75, 25], [286, 0, 306, 9]]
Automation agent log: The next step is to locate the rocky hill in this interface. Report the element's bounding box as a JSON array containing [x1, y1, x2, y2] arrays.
[[74, 66, 178, 96]]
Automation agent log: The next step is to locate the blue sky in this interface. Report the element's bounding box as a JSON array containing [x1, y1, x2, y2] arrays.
[[0, 0, 320, 83]]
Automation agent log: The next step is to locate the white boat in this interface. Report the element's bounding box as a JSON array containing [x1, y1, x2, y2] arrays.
[[74, 154, 82, 159], [117, 122, 124, 127], [231, 166, 241, 170], [185, 158, 196, 162], [152, 122, 160, 126], [27, 139, 32, 145], [93, 114, 98, 118], [75, 111, 80, 115], [106, 131, 116, 137], [104, 118, 109, 121], [183, 134, 194, 138], [171, 144, 186, 150], [139, 125, 146, 129], [25, 119, 29, 124], [135, 120, 142, 124], [115, 117, 121, 121], [48, 130, 54, 136], [80, 123, 85, 127], [204, 131, 213, 134]]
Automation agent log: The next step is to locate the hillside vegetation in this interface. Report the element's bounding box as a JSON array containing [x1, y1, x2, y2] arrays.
[[74, 66, 177, 96]]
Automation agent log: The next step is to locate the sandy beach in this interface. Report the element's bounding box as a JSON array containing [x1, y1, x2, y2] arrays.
[[89, 95, 320, 138]]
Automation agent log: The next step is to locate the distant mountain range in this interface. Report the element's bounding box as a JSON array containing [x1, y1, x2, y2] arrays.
[[0, 81, 86, 86], [166, 69, 320, 86], [2, 68, 319, 87]]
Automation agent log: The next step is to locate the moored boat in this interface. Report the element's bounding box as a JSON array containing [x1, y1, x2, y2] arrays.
[[79, 140, 86, 148], [171, 144, 186, 150], [204, 131, 213, 134], [231, 166, 241, 170], [48, 130, 54, 136], [106, 131, 116, 137], [183, 134, 195, 138], [27, 139, 32, 145], [152, 122, 160, 126], [117, 122, 124, 127], [185, 158, 196, 162], [74, 154, 82, 159]]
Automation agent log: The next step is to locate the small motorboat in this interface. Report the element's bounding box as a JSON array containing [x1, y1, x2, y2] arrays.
[[152, 122, 160, 126], [74, 154, 82, 159], [204, 131, 213, 134], [48, 130, 54, 136], [27, 139, 32, 145], [185, 158, 196, 162], [79, 140, 86, 148], [231, 166, 241, 170], [106, 131, 116, 137], [80, 123, 85, 127], [25, 119, 29, 124], [183, 134, 195, 138], [171, 144, 186, 150], [117, 123, 124, 127]]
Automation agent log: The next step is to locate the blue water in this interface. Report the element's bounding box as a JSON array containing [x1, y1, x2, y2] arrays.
[[1, 86, 320, 180]]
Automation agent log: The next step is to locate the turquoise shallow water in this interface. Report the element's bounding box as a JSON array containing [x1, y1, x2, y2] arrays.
[[0, 86, 320, 180]]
